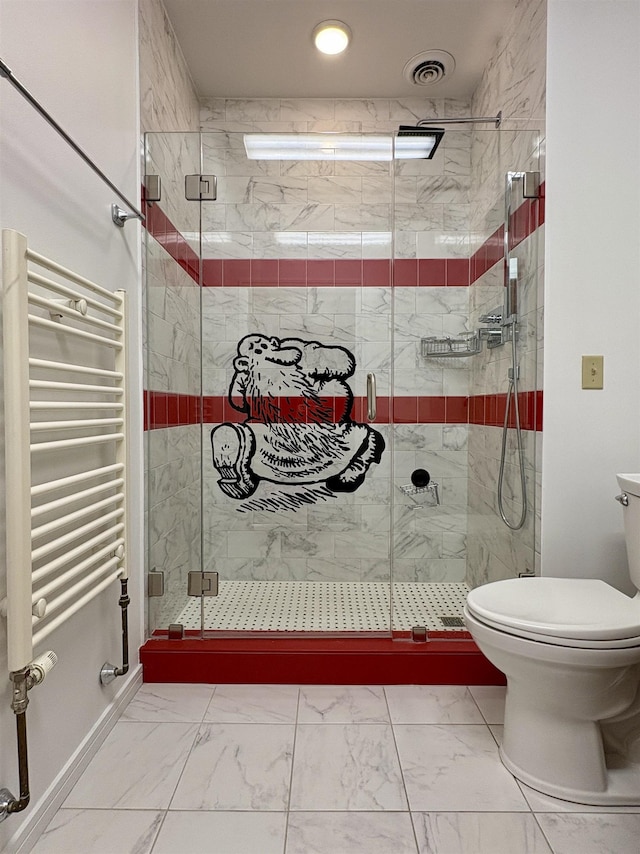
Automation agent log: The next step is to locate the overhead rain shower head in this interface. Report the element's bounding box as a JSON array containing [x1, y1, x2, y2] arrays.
[[396, 126, 445, 159]]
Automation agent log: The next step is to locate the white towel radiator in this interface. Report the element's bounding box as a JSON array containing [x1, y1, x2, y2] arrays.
[[0, 228, 130, 821]]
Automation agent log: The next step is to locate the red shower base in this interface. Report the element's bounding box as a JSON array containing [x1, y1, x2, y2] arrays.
[[139, 633, 505, 685]]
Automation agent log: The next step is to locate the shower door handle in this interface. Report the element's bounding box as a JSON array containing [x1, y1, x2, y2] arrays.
[[366, 373, 377, 421]]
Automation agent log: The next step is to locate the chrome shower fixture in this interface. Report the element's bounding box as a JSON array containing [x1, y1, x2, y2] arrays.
[[495, 169, 540, 531], [416, 112, 502, 128], [396, 126, 445, 159]]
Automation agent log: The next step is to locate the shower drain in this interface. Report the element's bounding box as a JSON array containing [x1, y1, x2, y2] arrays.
[[440, 616, 466, 628]]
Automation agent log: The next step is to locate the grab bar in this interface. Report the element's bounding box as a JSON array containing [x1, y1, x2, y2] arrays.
[[367, 372, 377, 421], [0, 58, 143, 225]]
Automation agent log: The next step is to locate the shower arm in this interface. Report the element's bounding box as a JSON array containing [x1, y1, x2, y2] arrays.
[[417, 112, 502, 128]]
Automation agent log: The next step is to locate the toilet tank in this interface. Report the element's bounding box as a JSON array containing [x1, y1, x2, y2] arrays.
[[617, 474, 640, 589]]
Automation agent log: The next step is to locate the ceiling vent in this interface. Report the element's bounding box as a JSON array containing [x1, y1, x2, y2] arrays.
[[403, 50, 455, 86]]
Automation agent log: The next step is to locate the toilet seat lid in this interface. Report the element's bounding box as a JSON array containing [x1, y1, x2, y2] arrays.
[[466, 578, 640, 641]]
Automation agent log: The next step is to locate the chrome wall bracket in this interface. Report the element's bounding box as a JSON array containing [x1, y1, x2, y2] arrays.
[[111, 203, 139, 228], [0, 788, 14, 823]]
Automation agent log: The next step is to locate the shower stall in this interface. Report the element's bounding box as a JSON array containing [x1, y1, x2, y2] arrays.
[[143, 124, 542, 648]]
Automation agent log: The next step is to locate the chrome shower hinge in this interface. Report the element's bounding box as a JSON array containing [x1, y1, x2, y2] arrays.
[[185, 174, 217, 201], [187, 571, 219, 597]]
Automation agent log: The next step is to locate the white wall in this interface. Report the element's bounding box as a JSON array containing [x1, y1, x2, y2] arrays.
[[542, 0, 640, 592], [0, 1, 143, 849]]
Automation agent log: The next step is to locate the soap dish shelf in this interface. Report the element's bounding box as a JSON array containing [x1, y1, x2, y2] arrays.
[[398, 481, 440, 506], [421, 333, 480, 357]]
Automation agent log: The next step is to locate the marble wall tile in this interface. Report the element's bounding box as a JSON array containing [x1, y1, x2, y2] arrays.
[[139, 0, 200, 134], [334, 99, 391, 121], [139, 86, 542, 615], [224, 99, 282, 121], [392, 559, 466, 583], [466, 15, 545, 589], [280, 99, 336, 121]]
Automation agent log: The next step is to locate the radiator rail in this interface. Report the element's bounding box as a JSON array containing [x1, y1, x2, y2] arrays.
[[0, 228, 131, 822]]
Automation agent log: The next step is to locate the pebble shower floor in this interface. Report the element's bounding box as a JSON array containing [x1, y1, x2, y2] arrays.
[[177, 581, 470, 632]]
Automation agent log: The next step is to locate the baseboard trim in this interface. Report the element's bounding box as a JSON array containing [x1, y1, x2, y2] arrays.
[[9, 665, 143, 854]]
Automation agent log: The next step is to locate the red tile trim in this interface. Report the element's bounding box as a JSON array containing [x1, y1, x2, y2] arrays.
[[146, 391, 542, 431], [146, 392, 201, 429], [146, 181, 545, 291], [144, 182, 545, 431], [467, 391, 540, 432], [139, 635, 505, 685], [144, 196, 200, 286]]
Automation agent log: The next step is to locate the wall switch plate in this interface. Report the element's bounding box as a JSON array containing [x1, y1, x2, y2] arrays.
[[582, 355, 604, 389]]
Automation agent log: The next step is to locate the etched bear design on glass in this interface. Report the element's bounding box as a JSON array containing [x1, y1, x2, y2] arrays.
[[210, 334, 385, 506]]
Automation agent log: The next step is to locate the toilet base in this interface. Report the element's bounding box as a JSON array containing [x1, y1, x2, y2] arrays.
[[500, 745, 640, 806]]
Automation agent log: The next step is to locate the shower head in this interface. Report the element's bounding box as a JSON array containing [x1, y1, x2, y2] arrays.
[[396, 126, 444, 159]]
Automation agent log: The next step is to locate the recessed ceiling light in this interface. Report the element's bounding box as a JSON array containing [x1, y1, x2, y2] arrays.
[[313, 20, 351, 55]]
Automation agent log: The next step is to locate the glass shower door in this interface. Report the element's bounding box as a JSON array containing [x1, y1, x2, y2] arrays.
[[199, 130, 394, 634], [144, 131, 203, 637], [390, 126, 542, 633]]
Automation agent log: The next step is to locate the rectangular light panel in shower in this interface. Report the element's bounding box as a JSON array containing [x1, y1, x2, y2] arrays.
[[243, 131, 442, 161]]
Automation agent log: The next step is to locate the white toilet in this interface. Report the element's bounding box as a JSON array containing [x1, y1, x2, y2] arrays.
[[464, 473, 640, 805]]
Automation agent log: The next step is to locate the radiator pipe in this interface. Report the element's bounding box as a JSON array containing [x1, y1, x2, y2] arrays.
[[99, 577, 130, 685], [0, 670, 32, 822], [9, 712, 30, 814]]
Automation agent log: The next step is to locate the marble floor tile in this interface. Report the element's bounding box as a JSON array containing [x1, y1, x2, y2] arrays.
[[285, 811, 419, 854], [489, 723, 504, 746], [412, 812, 553, 854], [394, 724, 530, 812], [535, 812, 640, 854], [467, 684, 506, 724], [121, 683, 215, 723], [30, 809, 163, 854], [152, 810, 287, 854], [63, 722, 197, 809], [170, 723, 294, 810], [298, 685, 389, 723], [519, 781, 640, 814], [290, 723, 407, 811], [204, 683, 299, 723], [385, 685, 485, 724]]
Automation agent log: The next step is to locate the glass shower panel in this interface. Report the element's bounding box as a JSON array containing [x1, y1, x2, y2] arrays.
[[144, 131, 203, 637], [391, 127, 542, 633], [200, 131, 393, 635]]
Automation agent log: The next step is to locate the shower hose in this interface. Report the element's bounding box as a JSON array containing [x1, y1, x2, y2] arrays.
[[497, 322, 527, 530]]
